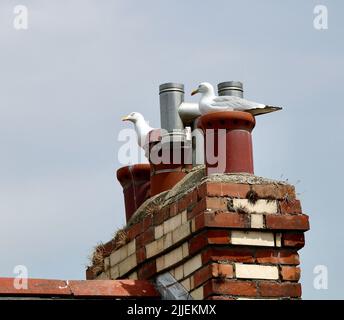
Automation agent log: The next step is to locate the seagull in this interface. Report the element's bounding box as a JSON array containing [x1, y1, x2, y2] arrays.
[[122, 112, 155, 148], [191, 82, 282, 116]]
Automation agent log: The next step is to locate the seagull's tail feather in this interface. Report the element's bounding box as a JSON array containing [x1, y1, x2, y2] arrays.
[[248, 106, 282, 116]]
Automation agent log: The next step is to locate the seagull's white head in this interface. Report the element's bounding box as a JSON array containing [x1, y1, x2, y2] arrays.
[[121, 112, 145, 123], [191, 82, 215, 96]]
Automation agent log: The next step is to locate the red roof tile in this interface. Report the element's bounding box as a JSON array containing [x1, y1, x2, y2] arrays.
[[68, 280, 158, 298], [0, 278, 71, 296], [0, 278, 159, 299]]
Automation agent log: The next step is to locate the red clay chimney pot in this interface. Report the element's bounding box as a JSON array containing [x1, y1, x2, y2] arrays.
[[197, 111, 255, 175], [116, 164, 151, 222]]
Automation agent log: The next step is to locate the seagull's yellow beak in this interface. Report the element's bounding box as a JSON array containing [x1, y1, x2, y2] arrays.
[[191, 88, 199, 96], [121, 115, 129, 121]]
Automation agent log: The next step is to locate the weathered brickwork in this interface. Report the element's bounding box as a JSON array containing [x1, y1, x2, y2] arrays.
[[87, 179, 309, 300]]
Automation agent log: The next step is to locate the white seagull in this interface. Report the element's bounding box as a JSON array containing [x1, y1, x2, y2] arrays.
[[191, 82, 282, 116], [122, 112, 155, 148]]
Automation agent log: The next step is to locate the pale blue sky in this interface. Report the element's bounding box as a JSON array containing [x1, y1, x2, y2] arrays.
[[0, 0, 343, 299]]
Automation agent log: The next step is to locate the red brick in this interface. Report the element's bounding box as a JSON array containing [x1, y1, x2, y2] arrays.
[[201, 247, 212, 264], [207, 182, 251, 198], [205, 279, 257, 298], [177, 197, 188, 213], [215, 264, 234, 278], [136, 227, 155, 248], [280, 266, 301, 281], [283, 233, 305, 248], [169, 202, 178, 217], [206, 182, 250, 198], [164, 207, 171, 220], [255, 249, 279, 264], [136, 247, 146, 264], [279, 199, 302, 214], [178, 191, 197, 213], [193, 264, 213, 288], [188, 198, 207, 220], [86, 267, 95, 280], [203, 247, 255, 264], [189, 197, 228, 220], [193, 213, 206, 231], [153, 208, 166, 225], [207, 230, 230, 244], [258, 281, 301, 298], [205, 183, 223, 197], [279, 250, 300, 265], [203, 212, 249, 229], [142, 214, 153, 231], [126, 222, 143, 240], [255, 249, 299, 265], [223, 184, 251, 198], [192, 212, 249, 233], [189, 231, 208, 255], [177, 195, 189, 213], [102, 240, 116, 257], [138, 260, 157, 279], [251, 184, 296, 200], [190, 189, 198, 206], [266, 214, 309, 231], [197, 183, 207, 200], [206, 197, 228, 211]]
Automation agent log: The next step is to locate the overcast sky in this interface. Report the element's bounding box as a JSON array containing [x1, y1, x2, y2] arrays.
[[0, 0, 343, 299]]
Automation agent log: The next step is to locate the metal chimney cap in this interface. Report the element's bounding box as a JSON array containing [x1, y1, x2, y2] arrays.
[[159, 83, 184, 94], [218, 81, 243, 93]]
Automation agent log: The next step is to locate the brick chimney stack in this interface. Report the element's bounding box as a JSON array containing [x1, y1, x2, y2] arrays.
[[86, 82, 310, 300]]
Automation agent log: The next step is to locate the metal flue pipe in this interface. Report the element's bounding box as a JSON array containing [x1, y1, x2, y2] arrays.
[[217, 81, 244, 98], [159, 83, 185, 132]]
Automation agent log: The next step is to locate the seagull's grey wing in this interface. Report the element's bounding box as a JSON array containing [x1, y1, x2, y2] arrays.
[[211, 96, 264, 110]]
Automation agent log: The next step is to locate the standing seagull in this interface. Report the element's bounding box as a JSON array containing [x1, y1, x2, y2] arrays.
[[122, 112, 155, 148], [191, 82, 282, 116]]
